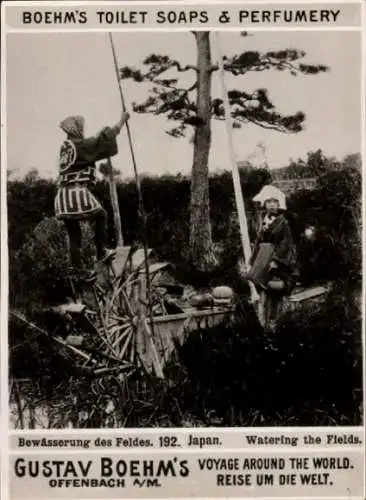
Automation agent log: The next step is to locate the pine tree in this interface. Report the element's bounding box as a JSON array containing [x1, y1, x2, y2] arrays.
[[120, 32, 328, 271]]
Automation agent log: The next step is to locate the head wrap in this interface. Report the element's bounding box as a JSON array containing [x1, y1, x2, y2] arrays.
[[253, 185, 287, 210], [60, 115, 85, 138]]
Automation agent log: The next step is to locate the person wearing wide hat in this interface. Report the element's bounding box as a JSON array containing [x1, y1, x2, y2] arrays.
[[54, 112, 129, 282], [245, 184, 297, 330]]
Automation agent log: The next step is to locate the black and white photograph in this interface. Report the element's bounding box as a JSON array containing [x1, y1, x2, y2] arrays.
[[6, 28, 363, 431]]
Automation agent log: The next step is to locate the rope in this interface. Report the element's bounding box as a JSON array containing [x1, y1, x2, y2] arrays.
[[108, 33, 161, 374]]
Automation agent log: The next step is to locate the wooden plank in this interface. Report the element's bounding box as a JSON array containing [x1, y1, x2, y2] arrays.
[[132, 248, 152, 269], [52, 303, 86, 315], [110, 246, 133, 278], [139, 262, 170, 275], [149, 307, 233, 325], [139, 319, 165, 379], [64, 335, 84, 347], [111, 247, 153, 277], [289, 286, 328, 303]]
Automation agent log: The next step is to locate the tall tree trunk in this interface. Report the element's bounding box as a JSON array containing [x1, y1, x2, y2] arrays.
[[189, 31, 218, 272]]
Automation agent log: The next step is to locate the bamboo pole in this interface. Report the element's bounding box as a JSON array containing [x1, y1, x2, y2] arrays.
[[107, 158, 123, 246], [214, 32, 259, 305], [108, 33, 164, 377], [103, 34, 126, 246]]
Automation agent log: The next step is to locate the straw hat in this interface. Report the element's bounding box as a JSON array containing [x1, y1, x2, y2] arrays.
[[253, 185, 287, 210]]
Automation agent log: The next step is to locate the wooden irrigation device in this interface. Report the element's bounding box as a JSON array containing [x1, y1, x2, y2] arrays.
[[11, 247, 234, 382]]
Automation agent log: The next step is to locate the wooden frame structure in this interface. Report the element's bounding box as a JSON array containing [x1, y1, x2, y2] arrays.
[[11, 245, 235, 382]]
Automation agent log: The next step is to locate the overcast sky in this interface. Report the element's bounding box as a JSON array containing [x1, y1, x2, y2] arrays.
[[6, 30, 361, 179]]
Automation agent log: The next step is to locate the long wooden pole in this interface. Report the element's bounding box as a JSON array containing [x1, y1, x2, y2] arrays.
[[107, 158, 123, 246], [108, 33, 164, 378], [105, 34, 126, 247], [215, 32, 259, 305]]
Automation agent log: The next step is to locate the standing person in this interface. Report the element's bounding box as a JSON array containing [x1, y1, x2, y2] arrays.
[[245, 185, 297, 330], [54, 112, 130, 282]]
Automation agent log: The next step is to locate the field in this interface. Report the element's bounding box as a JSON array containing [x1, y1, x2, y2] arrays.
[[7, 154, 363, 428]]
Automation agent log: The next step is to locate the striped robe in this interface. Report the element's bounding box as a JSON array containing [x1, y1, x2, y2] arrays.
[[54, 128, 117, 220], [54, 184, 102, 219]]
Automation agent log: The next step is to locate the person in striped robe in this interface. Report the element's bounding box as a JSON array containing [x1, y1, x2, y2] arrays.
[[54, 112, 129, 281]]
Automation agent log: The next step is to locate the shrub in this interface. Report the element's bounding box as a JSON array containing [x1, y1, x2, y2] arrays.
[[165, 285, 362, 426], [10, 217, 95, 311]]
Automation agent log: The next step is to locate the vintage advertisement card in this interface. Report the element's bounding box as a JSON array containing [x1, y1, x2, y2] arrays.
[[1, 0, 365, 499]]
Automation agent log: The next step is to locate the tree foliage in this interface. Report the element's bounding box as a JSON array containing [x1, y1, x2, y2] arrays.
[[7, 151, 361, 311], [10, 217, 95, 312], [120, 34, 328, 137], [8, 152, 362, 427], [119, 33, 329, 271], [7, 169, 56, 254]]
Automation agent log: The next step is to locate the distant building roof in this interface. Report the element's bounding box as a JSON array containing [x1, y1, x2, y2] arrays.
[[237, 161, 255, 171], [272, 178, 317, 195]]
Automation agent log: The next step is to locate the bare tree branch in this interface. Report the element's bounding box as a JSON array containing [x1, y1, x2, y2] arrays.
[[169, 61, 198, 72], [234, 116, 297, 133]]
